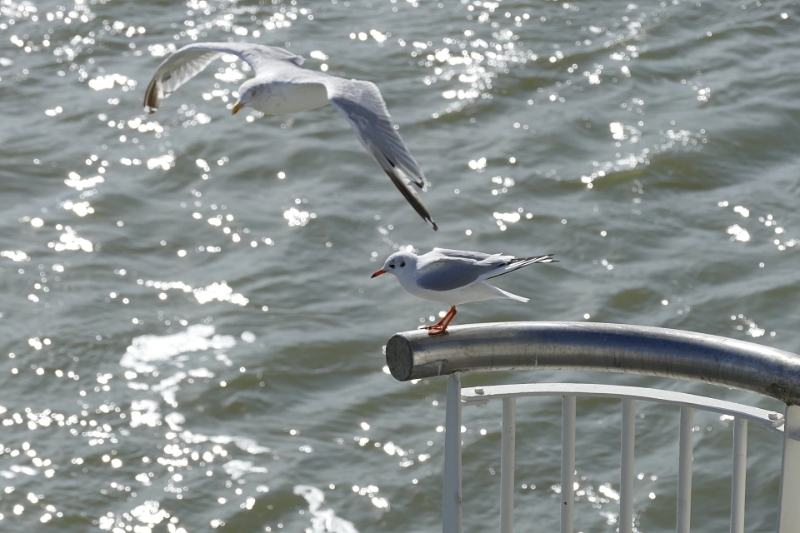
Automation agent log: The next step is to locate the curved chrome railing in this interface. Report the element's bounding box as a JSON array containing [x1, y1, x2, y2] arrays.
[[387, 321, 800, 404], [385, 322, 800, 533]]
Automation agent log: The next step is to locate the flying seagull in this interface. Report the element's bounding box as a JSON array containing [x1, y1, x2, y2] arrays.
[[372, 248, 557, 334], [143, 42, 438, 230]]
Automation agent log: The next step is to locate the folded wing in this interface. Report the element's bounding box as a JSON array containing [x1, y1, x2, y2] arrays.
[[431, 248, 495, 261], [416, 257, 499, 291], [480, 254, 557, 282], [416, 252, 556, 291], [143, 42, 303, 113]]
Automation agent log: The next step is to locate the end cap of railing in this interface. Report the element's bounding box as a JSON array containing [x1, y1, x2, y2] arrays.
[[386, 321, 800, 405]]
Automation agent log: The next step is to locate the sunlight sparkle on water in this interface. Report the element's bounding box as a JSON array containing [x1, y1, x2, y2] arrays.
[[147, 154, 175, 171], [0, 251, 29, 262], [140, 279, 250, 306], [726, 224, 750, 243], [284, 208, 316, 227], [49, 226, 93, 252], [88, 73, 135, 91], [65, 171, 104, 190], [61, 200, 94, 217], [468, 157, 487, 171]]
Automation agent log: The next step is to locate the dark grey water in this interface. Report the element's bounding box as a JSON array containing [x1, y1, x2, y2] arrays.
[[1, 0, 799, 531]]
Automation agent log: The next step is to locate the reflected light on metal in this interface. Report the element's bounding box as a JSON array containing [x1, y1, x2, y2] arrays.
[[386, 321, 800, 405]]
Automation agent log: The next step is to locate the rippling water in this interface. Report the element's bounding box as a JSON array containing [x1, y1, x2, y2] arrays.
[[1, 0, 799, 531]]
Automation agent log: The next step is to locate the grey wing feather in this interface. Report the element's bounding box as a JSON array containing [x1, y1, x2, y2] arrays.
[[480, 254, 557, 281], [417, 252, 557, 291], [324, 78, 437, 230], [143, 42, 303, 113], [431, 248, 495, 261], [416, 258, 498, 291]]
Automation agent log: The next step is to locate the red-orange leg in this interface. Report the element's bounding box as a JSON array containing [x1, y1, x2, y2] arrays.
[[421, 306, 457, 336], [420, 307, 451, 330]]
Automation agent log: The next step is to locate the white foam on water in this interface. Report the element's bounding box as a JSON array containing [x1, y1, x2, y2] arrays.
[[121, 325, 236, 373], [222, 459, 267, 481], [153, 371, 187, 407], [179, 431, 271, 454], [294, 485, 359, 533], [164, 412, 186, 431]]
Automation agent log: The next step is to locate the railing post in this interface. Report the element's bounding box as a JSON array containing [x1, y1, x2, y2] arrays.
[[730, 417, 747, 533], [677, 406, 694, 533], [561, 395, 576, 533], [500, 397, 516, 533], [778, 404, 800, 533], [443, 372, 462, 533], [620, 399, 636, 533]]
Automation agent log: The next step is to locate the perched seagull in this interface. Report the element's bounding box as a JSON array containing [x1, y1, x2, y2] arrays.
[[372, 248, 557, 335], [143, 42, 438, 230]]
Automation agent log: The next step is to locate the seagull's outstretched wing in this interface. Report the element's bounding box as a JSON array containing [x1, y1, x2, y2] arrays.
[[143, 42, 303, 113], [323, 78, 438, 230]]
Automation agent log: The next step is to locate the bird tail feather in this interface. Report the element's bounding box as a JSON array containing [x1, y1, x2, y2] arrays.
[[496, 287, 529, 303], [484, 253, 557, 281]]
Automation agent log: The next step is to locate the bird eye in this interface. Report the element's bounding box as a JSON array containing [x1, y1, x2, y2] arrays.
[[400, 261, 406, 267], [389, 264, 395, 269]]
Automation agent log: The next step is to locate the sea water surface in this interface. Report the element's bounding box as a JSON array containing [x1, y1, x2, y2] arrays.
[[1, 0, 799, 531]]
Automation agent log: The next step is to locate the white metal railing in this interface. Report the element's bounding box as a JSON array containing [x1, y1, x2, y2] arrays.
[[385, 322, 800, 533], [448, 377, 784, 533]]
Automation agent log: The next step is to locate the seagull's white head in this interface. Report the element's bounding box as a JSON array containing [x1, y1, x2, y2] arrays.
[[231, 79, 262, 115], [371, 251, 418, 281]]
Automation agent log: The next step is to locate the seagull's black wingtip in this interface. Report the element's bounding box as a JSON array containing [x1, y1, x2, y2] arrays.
[[383, 169, 439, 232]]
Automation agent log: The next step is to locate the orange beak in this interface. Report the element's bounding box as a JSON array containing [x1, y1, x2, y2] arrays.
[[232, 102, 244, 115], [371, 269, 387, 278]]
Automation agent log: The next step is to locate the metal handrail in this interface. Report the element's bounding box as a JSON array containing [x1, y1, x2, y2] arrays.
[[462, 382, 783, 533], [461, 382, 785, 432], [385, 322, 800, 533], [386, 321, 800, 404]]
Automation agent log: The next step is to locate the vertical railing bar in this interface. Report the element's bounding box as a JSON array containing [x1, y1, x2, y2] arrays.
[[620, 399, 636, 533], [677, 405, 694, 533], [561, 395, 576, 533], [778, 404, 800, 533], [442, 372, 462, 533], [500, 397, 516, 533], [730, 417, 747, 533]]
